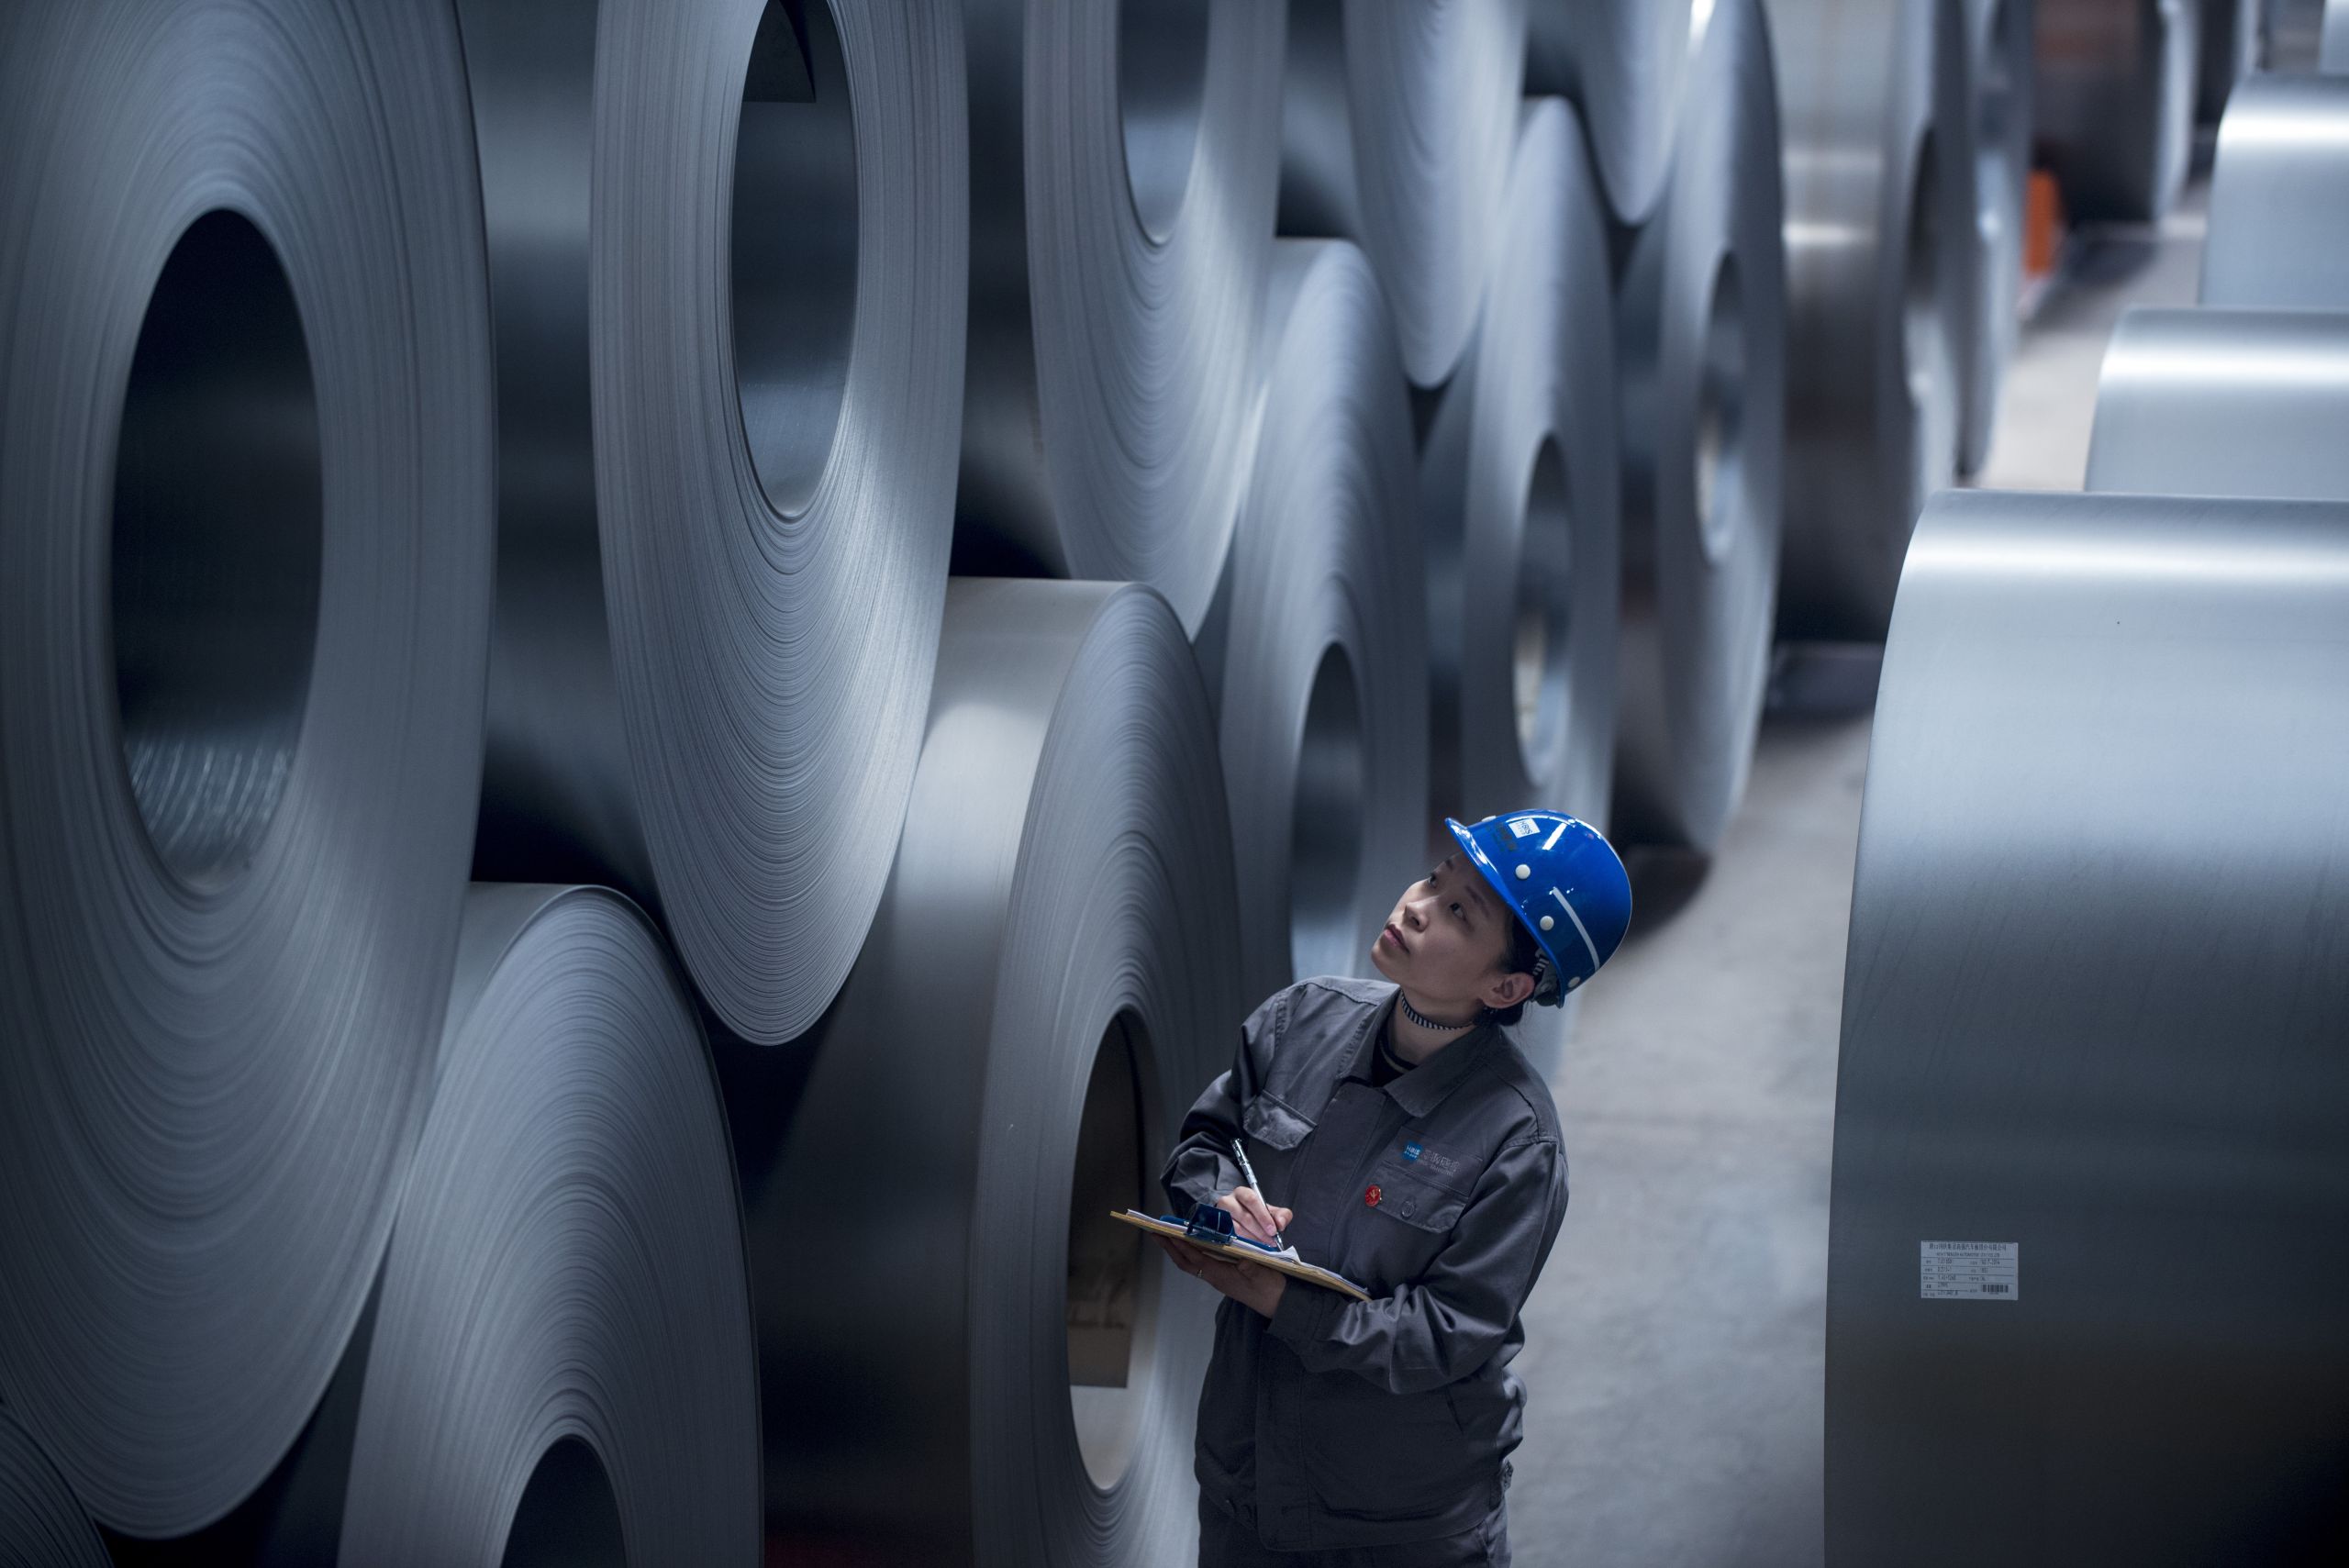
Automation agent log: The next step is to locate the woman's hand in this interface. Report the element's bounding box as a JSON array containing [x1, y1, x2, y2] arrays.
[[1216, 1185, 1293, 1246], [1155, 1236, 1287, 1319]]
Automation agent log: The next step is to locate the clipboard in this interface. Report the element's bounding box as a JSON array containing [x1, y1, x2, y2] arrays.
[[1114, 1207, 1371, 1301]]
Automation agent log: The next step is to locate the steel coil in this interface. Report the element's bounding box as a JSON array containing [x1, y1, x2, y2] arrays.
[[0, 0, 492, 1535], [729, 580, 1243, 1563], [1195, 240, 1427, 1004], [334, 886, 759, 1566], [0, 1409, 106, 1566], [2087, 306, 2349, 498], [2202, 73, 2349, 309], [1524, 0, 1698, 224], [1613, 0, 1787, 852], [1768, 0, 1961, 640], [957, 3, 1282, 632], [461, 0, 967, 1046], [2032, 0, 2200, 221], [1944, 0, 2034, 476], [1278, 0, 1526, 387], [1828, 488, 2349, 1563], [1423, 100, 1620, 830]]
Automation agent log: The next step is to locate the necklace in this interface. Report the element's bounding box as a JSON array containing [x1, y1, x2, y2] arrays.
[[1397, 991, 1476, 1032]]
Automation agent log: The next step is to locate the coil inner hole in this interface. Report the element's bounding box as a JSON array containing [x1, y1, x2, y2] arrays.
[[1289, 645, 1367, 982], [501, 1436, 626, 1568], [111, 209, 322, 892], [1696, 255, 1748, 567], [1118, 0, 1209, 243], [1514, 438, 1574, 771], [733, 0, 859, 519], [1067, 1009, 1161, 1489]]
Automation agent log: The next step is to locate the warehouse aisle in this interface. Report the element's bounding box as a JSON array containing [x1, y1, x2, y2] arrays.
[[1499, 182, 2207, 1568], [1974, 183, 2207, 492], [1508, 701, 1862, 1568]]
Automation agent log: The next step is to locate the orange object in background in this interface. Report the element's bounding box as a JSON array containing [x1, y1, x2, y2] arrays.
[[2025, 169, 2065, 281]]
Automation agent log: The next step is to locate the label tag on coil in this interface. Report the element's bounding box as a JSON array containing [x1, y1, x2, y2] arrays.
[[1920, 1240, 2019, 1300]]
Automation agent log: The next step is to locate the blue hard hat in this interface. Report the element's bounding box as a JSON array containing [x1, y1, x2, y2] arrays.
[[1443, 810, 1631, 1006]]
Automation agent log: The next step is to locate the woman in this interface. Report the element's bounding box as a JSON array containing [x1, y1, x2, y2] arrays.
[[1159, 808, 1632, 1567]]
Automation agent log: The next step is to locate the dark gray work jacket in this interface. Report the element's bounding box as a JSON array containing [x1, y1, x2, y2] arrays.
[[1162, 975, 1570, 1553]]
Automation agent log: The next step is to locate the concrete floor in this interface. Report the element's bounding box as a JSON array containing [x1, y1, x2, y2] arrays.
[[1499, 184, 2208, 1567]]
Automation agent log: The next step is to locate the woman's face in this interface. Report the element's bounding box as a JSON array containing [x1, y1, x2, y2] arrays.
[[1368, 852, 1532, 1013]]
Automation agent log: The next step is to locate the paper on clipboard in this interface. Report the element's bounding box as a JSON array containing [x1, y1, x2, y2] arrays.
[[1113, 1209, 1371, 1301]]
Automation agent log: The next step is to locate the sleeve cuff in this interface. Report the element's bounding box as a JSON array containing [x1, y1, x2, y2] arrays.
[[1267, 1273, 1344, 1350], [1163, 1159, 1234, 1218]]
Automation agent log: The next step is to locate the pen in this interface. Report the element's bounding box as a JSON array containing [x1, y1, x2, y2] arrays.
[[1229, 1138, 1287, 1250]]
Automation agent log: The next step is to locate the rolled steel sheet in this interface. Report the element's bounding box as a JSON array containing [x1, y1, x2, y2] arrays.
[[1278, 0, 1527, 387], [0, 1409, 106, 1566], [1423, 100, 1620, 831], [2331, 0, 2349, 66], [1768, 0, 1962, 640], [957, 3, 1282, 632], [1944, 0, 2034, 476], [461, 0, 967, 1045], [1197, 240, 1427, 1003], [2202, 73, 2349, 308], [1613, 0, 1787, 852], [2032, 0, 2201, 221], [337, 885, 759, 1566], [1827, 489, 2349, 1563], [0, 0, 492, 1534], [2087, 306, 2349, 498], [729, 580, 1242, 1563], [1524, 0, 1699, 224]]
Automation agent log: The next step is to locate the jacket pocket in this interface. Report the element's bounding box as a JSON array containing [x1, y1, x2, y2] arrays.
[[1350, 1167, 1464, 1293], [1241, 1093, 1315, 1151], [1295, 1373, 1475, 1525], [1367, 1166, 1465, 1232], [1443, 1368, 1521, 1456]]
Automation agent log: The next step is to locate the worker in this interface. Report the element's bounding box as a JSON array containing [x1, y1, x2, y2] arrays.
[[1158, 808, 1632, 1567]]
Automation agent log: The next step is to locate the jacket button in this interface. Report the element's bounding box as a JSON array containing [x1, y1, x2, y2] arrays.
[[1364, 1184, 1382, 1207], [1402, 1196, 1416, 1217]]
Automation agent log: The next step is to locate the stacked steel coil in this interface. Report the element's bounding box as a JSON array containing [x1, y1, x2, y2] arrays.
[[1768, 0, 1962, 640], [1197, 240, 1428, 1002], [0, 0, 493, 1537], [1830, 54, 2349, 1562], [1612, 0, 1787, 853], [1422, 99, 1621, 833], [457, 0, 968, 1048], [1944, 0, 2034, 476], [1525, 0, 1700, 224], [737, 581, 1241, 1562], [336, 885, 761, 1566], [954, 0, 1282, 630], [1278, 1, 1527, 387], [2032, 0, 2200, 221], [0, 0, 2202, 1560]]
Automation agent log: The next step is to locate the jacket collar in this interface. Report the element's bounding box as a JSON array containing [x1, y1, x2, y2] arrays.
[[1350, 984, 1497, 1118]]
